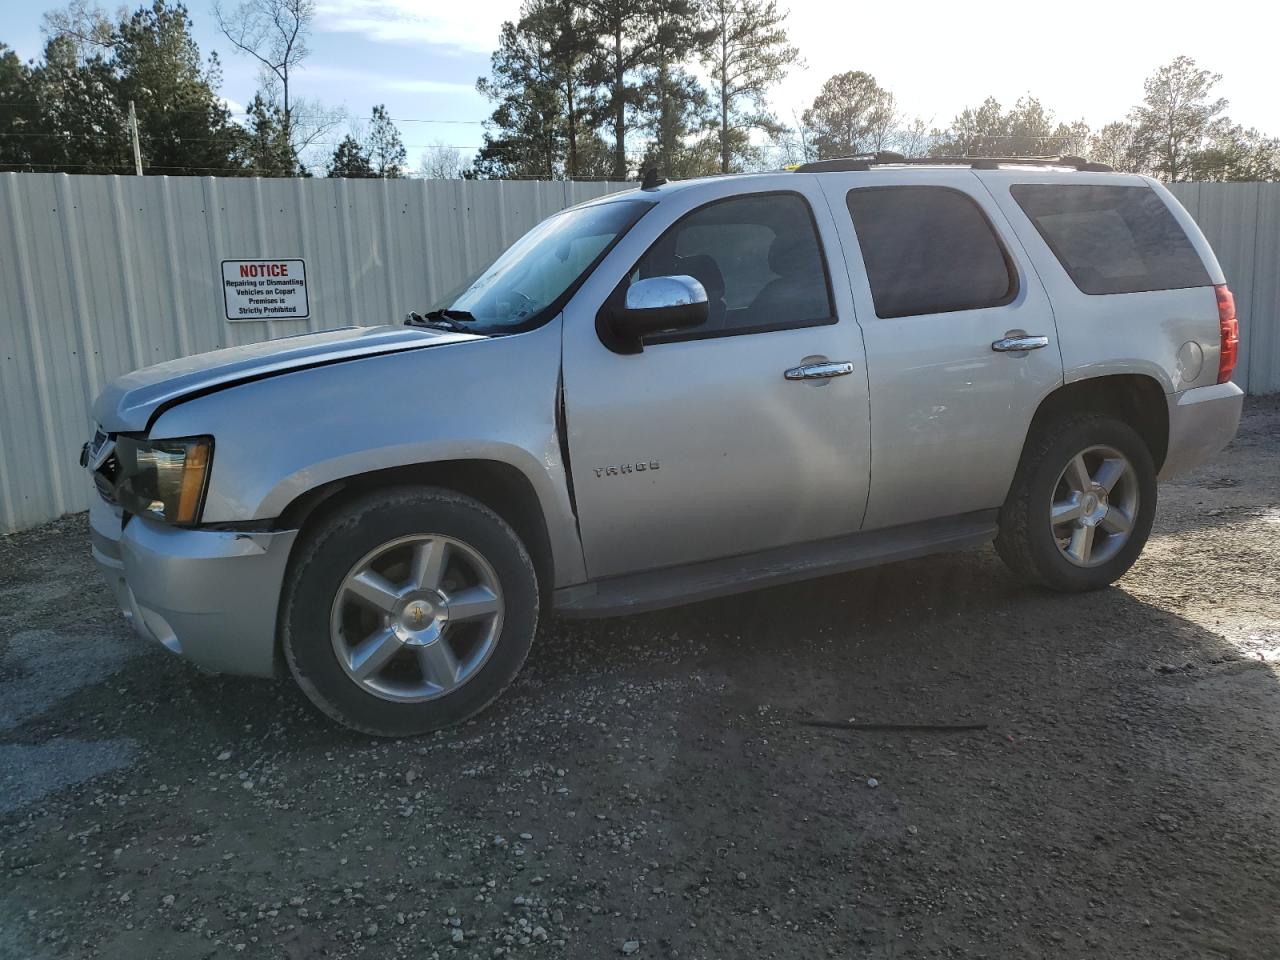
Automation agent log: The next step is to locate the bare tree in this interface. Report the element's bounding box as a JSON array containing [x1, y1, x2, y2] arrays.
[[420, 142, 472, 179], [287, 98, 346, 173], [892, 116, 933, 158], [40, 0, 123, 61], [213, 0, 313, 161]]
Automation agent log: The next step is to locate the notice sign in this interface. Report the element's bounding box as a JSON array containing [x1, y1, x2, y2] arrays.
[[221, 259, 309, 321]]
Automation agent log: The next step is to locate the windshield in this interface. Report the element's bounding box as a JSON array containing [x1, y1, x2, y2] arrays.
[[430, 198, 653, 333]]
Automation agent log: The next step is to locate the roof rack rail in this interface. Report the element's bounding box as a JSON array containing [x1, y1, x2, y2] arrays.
[[792, 153, 1114, 174]]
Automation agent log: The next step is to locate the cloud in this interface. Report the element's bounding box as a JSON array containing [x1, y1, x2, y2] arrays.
[[313, 0, 517, 54], [221, 97, 249, 127], [301, 65, 475, 96], [384, 79, 477, 95]]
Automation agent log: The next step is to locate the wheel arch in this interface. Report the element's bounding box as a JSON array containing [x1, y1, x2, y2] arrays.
[[275, 459, 559, 606], [1023, 374, 1169, 472]]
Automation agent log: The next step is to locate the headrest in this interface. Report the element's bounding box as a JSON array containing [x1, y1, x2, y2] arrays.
[[675, 253, 725, 299], [768, 233, 809, 277]]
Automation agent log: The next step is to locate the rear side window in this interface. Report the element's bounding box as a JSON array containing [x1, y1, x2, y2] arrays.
[[845, 186, 1017, 319], [1010, 184, 1210, 295]]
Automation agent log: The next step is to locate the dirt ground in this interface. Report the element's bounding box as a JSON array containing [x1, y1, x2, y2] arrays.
[[2, 399, 1279, 960]]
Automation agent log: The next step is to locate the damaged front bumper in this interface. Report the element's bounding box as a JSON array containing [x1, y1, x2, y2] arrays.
[[90, 496, 297, 678]]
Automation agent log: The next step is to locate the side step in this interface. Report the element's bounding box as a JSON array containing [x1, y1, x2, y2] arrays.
[[553, 510, 998, 618]]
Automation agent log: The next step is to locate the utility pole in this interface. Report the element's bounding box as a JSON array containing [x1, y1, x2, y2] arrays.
[[128, 100, 142, 176]]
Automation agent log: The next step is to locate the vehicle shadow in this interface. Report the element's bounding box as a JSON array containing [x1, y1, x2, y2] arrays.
[[520, 547, 1280, 958]]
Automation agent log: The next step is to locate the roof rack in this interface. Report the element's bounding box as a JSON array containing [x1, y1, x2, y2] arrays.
[[792, 152, 1114, 173]]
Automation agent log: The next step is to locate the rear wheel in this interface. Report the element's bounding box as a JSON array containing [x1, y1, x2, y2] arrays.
[[996, 415, 1156, 591], [282, 487, 539, 736]]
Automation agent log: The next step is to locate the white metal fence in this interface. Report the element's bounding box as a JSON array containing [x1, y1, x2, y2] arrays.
[[0, 174, 631, 533], [0, 173, 1277, 533], [1165, 182, 1280, 398]]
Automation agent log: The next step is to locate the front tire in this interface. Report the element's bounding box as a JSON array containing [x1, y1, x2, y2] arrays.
[[996, 415, 1156, 592], [281, 487, 539, 737]]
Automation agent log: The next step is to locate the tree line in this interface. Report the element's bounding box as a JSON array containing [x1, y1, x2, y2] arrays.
[[1, 0, 1276, 182], [472, 0, 1279, 182], [785, 58, 1280, 182], [471, 0, 800, 180], [0, 0, 408, 177]]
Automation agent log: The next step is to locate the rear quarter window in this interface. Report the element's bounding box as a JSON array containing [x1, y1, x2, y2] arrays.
[[1010, 184, 1210, 295]]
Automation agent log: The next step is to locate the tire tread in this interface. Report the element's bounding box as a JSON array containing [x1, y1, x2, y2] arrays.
[[996, 414, 1155, 592], [280, 486, 538, 737]]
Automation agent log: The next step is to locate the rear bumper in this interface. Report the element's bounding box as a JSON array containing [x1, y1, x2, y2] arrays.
[[90, 496, 297, 678], [1159, 381, 1245, 481]]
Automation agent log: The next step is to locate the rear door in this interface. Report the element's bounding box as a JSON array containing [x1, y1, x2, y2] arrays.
[[818, 169, 1064, 530]]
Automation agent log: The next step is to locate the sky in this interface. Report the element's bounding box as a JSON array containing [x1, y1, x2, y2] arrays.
[[3, 0, 1279, 171]]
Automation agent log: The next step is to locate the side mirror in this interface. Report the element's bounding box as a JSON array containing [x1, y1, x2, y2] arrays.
[[609, 275, 709, 345]]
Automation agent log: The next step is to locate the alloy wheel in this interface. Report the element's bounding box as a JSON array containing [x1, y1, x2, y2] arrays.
[[1049, 445, 1140, 568], [329, 534, 504, 702]]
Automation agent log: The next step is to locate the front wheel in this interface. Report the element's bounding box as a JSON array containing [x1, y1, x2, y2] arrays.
[[996, 415, 1157, 592], [281, 487, 539, 737]]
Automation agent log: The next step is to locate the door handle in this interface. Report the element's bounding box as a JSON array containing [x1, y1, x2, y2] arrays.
[[784, 360, 855, 381], [991, 335, 1050, 353]]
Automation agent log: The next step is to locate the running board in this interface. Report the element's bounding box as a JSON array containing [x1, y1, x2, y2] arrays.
[[553, 510, 998, 618]]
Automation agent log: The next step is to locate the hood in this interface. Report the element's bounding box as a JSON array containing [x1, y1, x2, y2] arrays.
[[93, 324, 480, 433]]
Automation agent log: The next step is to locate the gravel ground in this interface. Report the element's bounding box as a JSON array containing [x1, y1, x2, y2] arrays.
[[2, 399, 1279, 960]]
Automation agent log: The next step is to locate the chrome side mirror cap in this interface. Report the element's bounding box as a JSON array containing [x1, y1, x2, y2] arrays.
[[609, 275, 709, 348], [624, 275, 708, 313]]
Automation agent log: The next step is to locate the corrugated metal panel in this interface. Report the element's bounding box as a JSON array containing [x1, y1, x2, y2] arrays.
[[0, 173, 632, 533], [3, 173, 1279, 533], [1247, 184, 1280, 394]]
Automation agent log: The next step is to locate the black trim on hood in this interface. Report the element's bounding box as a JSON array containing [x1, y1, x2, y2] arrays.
[[144, 342, 445, 432]]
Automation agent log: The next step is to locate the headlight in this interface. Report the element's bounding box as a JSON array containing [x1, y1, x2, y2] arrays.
[[115, 436, 213, 525]]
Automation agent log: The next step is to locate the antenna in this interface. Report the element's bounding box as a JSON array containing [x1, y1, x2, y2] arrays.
[[640, 167, 667, 191]]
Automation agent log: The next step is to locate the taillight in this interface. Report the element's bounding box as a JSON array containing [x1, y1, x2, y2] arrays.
[[1216, 284, 1238, 384]]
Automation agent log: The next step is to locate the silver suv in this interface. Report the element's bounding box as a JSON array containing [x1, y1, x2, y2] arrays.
[[85, 156, 1244, 735]]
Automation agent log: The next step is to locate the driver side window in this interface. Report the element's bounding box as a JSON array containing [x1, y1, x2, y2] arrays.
[[633, 192, 835, 340]]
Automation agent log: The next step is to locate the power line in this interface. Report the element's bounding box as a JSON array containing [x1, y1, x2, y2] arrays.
[[0, 130, 481, 150], [2, 160, 626, 181], [0, 102, 485, 125]]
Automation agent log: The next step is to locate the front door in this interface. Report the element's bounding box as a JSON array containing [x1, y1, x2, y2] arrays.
[[561, 181, 871, 580]]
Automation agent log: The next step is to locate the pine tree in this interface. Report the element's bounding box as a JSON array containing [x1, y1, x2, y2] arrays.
[[112, 0, 245, 175], [243, 93, 295, 176], [475, 0, 600, 179], [0, 44, 44, 170], [634, 0, 713, 178], [700, 0, 799, 173], [586, 0, 646, 179], [28, 35, 130, 173], [327, 134, 373, 178], [366, 104, 406, 178], [534, 0, 599, 177], [475, 16, 562, 178]]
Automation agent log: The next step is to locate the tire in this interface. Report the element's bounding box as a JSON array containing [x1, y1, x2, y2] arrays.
[[995, 415, 1156, 592], [281, 486, 539, 737]]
